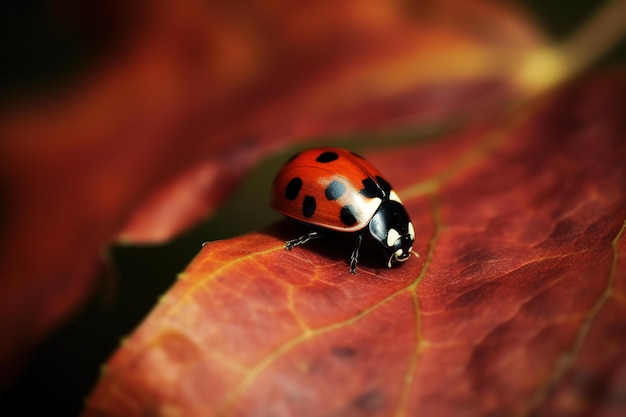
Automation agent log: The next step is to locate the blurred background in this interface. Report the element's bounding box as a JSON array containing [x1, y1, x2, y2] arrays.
[[0, 1, 625, 416]]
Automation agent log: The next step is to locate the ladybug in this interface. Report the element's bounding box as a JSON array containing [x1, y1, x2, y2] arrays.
[[270, 147, 416, 274]]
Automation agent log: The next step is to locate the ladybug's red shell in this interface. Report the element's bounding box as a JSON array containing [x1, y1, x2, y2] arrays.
[[271, 148, 395, 232]]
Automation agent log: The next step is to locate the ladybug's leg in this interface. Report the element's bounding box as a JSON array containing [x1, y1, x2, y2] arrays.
[[285, 230, 324, 250], [349, 232, 363, 274]]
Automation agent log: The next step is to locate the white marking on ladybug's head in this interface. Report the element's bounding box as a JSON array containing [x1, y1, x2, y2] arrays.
[[408, 222, 415, 240], [390, 191, 402, 203], [354, 196, 383, 227], [386, 228, 400, 247]]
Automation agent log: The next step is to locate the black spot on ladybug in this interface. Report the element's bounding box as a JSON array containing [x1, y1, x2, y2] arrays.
[[375, 176, 392, 194], [285, 177, 303, 200], [316, 151, 339, 163], [340, 205, 358, 226], [286, 152, 301, 164], [325, 180, 346, 200], [303, 195, 316, 218], [359, 178, 384, 199]]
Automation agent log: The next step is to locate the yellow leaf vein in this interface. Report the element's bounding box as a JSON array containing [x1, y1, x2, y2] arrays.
[[524, 218, 626, 414]]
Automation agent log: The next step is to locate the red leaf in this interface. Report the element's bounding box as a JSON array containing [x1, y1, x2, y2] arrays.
[[83, 75, 626, 416], [0, 0, 546, 379]]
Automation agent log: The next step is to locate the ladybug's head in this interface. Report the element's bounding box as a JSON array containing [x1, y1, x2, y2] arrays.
[[368, 200, 415, 268]]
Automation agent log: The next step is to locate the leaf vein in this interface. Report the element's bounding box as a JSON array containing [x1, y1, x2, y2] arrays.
[[218, 193, 443, 416], [524, 218, 626, 414]]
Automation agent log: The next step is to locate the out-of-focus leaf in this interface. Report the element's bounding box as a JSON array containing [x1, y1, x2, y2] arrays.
[[83, 74, 626, 416], [0, 0, 548, 379]]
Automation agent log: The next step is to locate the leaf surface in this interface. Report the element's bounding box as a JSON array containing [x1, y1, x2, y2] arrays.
[[84, 75, 626, 416]]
